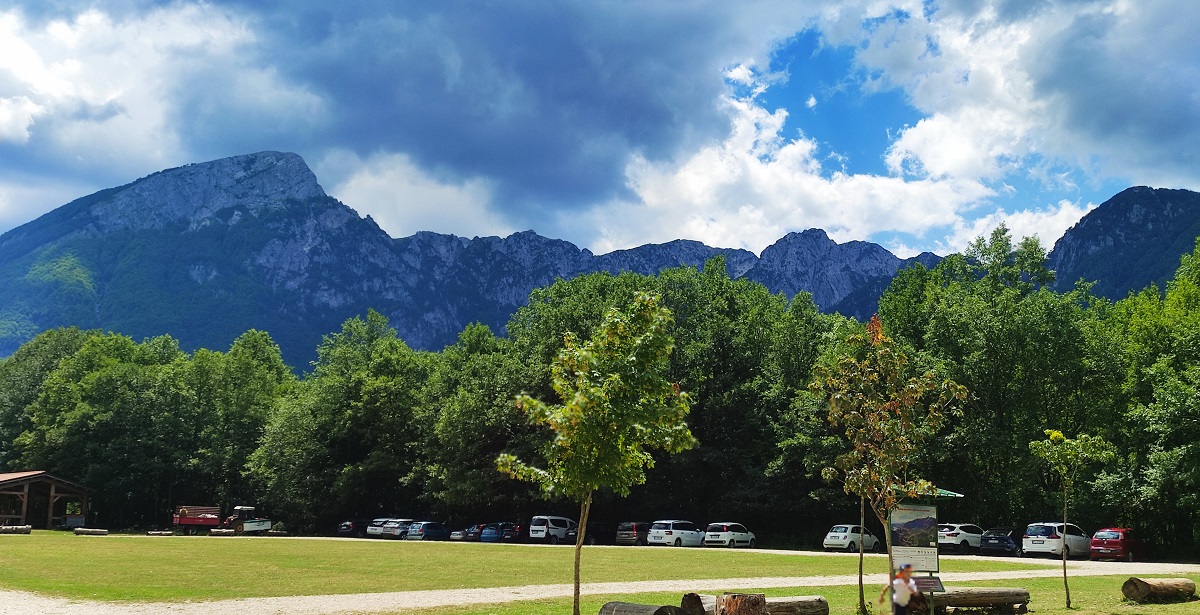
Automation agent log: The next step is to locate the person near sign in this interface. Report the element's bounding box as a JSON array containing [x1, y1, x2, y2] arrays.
[[879, 563, 920, 615]]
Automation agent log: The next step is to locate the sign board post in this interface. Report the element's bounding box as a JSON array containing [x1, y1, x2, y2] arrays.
[[890, 504, 941, 613]]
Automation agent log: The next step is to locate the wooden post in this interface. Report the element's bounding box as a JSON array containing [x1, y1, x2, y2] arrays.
[[1121, 577, 1197, 603], [716, 593, 767, 615], [20, 483, 29, 526], [47, 483, 56, 529]]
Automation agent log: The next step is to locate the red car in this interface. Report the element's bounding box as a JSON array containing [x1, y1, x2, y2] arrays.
[[1089, 527, 1150, 561]]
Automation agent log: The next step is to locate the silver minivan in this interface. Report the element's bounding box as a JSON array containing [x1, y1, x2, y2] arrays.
[[528, 515, 576, 544]]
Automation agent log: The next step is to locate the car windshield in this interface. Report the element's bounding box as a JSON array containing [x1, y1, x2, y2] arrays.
[[1094, 530, 1122, 539], [1026, 525, 1058, 537], [983, 528, 1013, 536], [618, 522, 636, 531], [707, 524, 727, 532], [371, 519, 388, 526], [938, 525, 954, 532], [830, 526, 850, 533], [531, 518, 547, 526], [651, 522, 670, 530]]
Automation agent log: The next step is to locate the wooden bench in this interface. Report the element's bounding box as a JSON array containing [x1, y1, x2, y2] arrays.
[[918, 587, 1030, 614]]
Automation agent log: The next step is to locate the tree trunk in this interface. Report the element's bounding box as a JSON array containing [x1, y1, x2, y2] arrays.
[[575, 491, 593, 615], [1121, 577, 1197, 603], [598, 602, 687, 615], [857, 497, 866, 615], [937, 587, 1030, 608], [1061, 486, 1071, 608], [716, 593, 768, 615]]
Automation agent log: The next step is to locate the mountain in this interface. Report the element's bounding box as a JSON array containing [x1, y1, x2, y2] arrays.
[[30, 151, 1200, 369], [1048, 187, 1200, 298]]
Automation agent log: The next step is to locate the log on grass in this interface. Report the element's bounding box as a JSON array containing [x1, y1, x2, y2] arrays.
[[0, 525, 32, 534], [936, 587, 1030, 608], [716, 593, 767, 615], [73, 528, 108, 536], [209, 528, 237, 536], [1121, 577, 1197, 603], [598, 602, 688, 615], [266, 529, 288, 536], [147, 530, 174, 536], [682, 594, 827, 615]]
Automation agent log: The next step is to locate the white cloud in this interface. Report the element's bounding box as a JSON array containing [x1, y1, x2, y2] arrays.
[[319, 150, 512, 240], [941, 199, 1096, 255], [0, 96, 41, 143]]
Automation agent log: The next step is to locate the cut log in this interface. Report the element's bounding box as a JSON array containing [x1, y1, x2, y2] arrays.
[[684, 595, 828, 615], [598, 602, 687, 615], [73, 528, 108, 536], [1121, 577, 1197, 603], [0, 525, 32, 534], [717, 593, 767, 615], [937, 587, 1029, 608], [266, 530, 288, 536], [209, 528, 237, 536], [146, 530, 174, 536]]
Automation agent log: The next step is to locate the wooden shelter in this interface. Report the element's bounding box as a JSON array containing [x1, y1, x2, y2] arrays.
[[0, 471, 93, 529]]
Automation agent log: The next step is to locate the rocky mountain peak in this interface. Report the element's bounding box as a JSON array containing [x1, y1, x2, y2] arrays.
[[90, 151, 326, 232]]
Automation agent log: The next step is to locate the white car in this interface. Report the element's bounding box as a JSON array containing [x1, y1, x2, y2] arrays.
[[938, 523, 985, 553], [528, 515, 576, 544], [1023, 522, 1090, 558], [647, 520, 704, 547], [365, 518, 394, 538], [704, 522, 755, 548], [822, 524, 881, 552], [381, 518, 414, 539]]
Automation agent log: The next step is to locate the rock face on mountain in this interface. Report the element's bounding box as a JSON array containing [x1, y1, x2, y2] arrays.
[[1048, 187, 1200, 298], [18, 151, 1190, 368]]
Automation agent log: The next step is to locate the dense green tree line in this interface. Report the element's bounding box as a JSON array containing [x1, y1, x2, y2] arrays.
[[1, 230, 1197, 553]]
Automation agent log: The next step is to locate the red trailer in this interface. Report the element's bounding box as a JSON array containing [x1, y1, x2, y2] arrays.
[[173, 505, 221, 535]]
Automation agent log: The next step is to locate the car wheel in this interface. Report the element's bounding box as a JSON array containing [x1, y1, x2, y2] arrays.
[[959, 541, 970, 554], [636, 537, 645, 546], [674, 538, 682, 547], [847, 541, 856, 553], [749, 538, 756, 548], [872, 541, 881, 553], [550, 535, 560, 545], [727, 539, 736, 548], [1062, 545, 1070, 558], [1125, 552, 1134, 562]]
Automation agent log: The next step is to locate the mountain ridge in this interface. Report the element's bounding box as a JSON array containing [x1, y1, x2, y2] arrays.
[[1, 151, 1196, 367]]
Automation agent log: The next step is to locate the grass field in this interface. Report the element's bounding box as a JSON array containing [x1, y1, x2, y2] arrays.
[[1, 532, 1196, 615]]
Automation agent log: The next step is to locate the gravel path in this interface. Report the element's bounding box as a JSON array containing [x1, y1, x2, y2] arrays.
[[1, 556, 1195, 615]]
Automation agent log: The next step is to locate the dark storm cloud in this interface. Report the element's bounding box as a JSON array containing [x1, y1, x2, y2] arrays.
[[215, 1, 765, 211]]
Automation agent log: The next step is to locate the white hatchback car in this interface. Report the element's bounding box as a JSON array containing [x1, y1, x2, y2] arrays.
[[1023, 522, 1090, 558], [822, 524, 881, 552], [647, 520, 704, 547], [365, 517, 394, 538], [704, 522, 755, 548], [938, 523, 985, 553]]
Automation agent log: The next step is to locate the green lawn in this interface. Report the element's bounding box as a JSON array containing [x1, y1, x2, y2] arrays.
[[4, 531, 1178, 615]]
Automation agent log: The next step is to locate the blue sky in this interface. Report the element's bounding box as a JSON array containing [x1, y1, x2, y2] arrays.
[[0, 1, 1194, 257]]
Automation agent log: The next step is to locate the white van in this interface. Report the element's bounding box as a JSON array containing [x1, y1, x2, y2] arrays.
[[528, 515, 576, 544]]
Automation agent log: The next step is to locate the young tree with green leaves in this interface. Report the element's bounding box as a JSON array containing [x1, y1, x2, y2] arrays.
[[1029, 429, 1115, 608], [813, 316, 968, 615], [497, 292, 696, 615]]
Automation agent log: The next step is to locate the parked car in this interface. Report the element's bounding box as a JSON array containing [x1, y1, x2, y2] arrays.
[[1090, 528, 1150, 562], [450, 528, 466, 540], [337, 518, 372, 538], [647, 520, 705, 547], [979, 527, 1023, 556], [704, 522, 756, 548], [405, 521, 451, 541], [479, 522, 504, 543], [365, 517, 395, 538], [938, 523, 985, 553], [528, 515, 576, 544], [822, 524, 881, 552], [502, 521, 527, 543], [616, 521, 652, 546], [465, 521, 489, 540], [1022, 522, 1089, 558], [381, 518, 415, 539], [566, 521, 616, 545]]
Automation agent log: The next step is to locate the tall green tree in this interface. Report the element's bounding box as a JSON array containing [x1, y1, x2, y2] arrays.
[[498, 292, 696, 615], [1029, 429, 1115, 608], [813, 316, 967, 615]]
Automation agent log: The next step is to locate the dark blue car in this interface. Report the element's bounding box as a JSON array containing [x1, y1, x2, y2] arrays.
[[405, 521, 451, 541], [479, 522, 505, 543]]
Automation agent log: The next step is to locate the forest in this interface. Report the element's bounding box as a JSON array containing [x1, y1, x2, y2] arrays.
[[1, 227, 1197, 554]]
